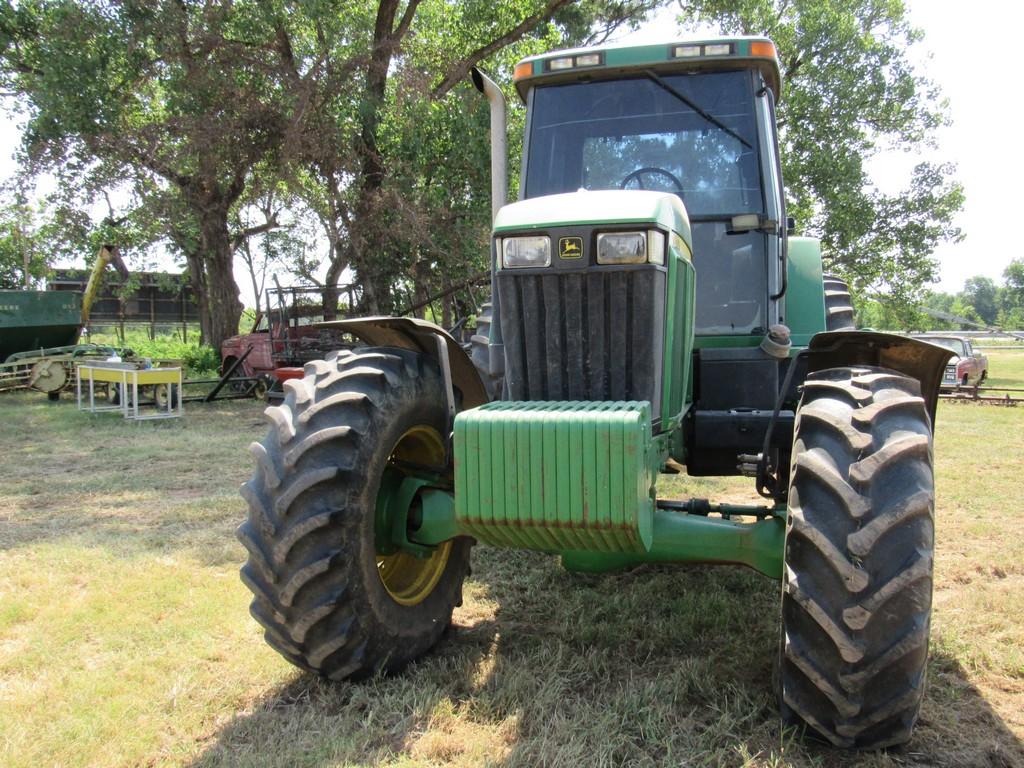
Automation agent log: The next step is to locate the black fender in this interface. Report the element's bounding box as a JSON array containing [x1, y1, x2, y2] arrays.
[[316, 316, 489, 410], [806, 331, 954, 425]]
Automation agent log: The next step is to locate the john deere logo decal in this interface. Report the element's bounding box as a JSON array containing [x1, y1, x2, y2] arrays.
[[559, 237, 583, 259]]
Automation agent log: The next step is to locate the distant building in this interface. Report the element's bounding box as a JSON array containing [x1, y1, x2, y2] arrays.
[[47, 269, 199, 325]]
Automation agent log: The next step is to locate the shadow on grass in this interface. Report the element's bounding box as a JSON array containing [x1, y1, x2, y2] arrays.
[[187, 547, 1024, 767], [912, 648, 1024, 768]]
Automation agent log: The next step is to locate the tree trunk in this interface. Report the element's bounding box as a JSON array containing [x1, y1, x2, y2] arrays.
[[362, 267, 396, 315], [343, 1, 403, 318], [441, 296, 452, 329], [239, 239, 264, 315], [322, 253, 346, 320], [183, 251, 210, 346], [322, 284, 339, 320], [350, 257, 386, 316], [411, 257, 430, 319], [198, 208, 244, 354]]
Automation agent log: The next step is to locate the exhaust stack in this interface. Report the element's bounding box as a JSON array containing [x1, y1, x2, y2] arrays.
[[470, 67, 507, 223], [470, 66, 507, 383]]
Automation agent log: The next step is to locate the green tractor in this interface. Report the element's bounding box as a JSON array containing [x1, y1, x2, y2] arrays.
[[238, 37, 951, 749]]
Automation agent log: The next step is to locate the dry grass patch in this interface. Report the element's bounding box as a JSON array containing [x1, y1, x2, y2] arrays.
[[0, 382, 1022, 767]]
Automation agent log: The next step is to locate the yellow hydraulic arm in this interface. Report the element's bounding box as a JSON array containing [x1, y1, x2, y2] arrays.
[[80, 245, 128, 325]]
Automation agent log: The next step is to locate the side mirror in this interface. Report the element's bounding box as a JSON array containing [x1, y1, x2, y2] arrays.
[[728, 213, 779, 234]]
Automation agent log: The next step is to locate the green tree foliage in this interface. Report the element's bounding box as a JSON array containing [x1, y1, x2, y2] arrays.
[[1, 0, 660, 340], [996, 259, 1024, 329], [681, 0, 964, 307], [0, 197, 47, 288], [281, 0, 660, 316], [961, 275, 998, 325], [1003, 258, 1024, 312], [1005, 259, 1024, 292], [871, 266, 1024, 332], [0, 0, 298, 350], [0, 183, 145, 289]]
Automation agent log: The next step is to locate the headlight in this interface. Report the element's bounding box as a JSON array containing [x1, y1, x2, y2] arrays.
[[596, 230, 665, 265], [501, 236, 551, 268], [597, 232, 645, 264]]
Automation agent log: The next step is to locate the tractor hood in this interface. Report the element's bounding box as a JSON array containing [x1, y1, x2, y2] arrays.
[[494, 190, 691, 248]]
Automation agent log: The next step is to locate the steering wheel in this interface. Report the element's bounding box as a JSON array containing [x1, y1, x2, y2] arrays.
[[620, 167, 684, 194]]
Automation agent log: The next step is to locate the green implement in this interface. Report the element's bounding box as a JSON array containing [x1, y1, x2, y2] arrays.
[[0, 290, 81, 363]]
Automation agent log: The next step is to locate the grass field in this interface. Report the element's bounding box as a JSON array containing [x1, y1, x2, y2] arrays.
[[1, 351, 1022, 767], [976, 344, 1024, 397]]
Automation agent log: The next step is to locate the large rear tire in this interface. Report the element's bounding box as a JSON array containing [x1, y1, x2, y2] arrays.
[[238, 347, 472, 679], [781, 366, 934, 749], [823, 274, 856, 331], [469, 301, 502, 401]]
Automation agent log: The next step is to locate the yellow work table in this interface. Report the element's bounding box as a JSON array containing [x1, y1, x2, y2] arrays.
[[76, 362, 183, 420]]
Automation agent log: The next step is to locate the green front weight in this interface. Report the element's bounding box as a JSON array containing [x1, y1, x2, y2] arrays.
[[454, 400, 656, 553]]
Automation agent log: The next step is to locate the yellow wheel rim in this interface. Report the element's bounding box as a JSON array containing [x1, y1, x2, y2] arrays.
[[376, 425, 452, 606]]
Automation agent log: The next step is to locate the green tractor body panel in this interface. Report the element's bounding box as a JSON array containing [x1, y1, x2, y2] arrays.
[[784, 237, 828, 346], [662, 239, 696, 428], [454, 400, 657, 553], [0, 289, 82, 362], [494, 190, 693, 249]]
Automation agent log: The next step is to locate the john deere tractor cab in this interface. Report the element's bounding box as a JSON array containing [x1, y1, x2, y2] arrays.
[[486, 40, 804, 481], [239, 38, 951, 750]]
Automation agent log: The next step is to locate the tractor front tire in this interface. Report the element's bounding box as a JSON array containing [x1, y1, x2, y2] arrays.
[[237, 347, 472, 680], [781, 366, 935, 749]]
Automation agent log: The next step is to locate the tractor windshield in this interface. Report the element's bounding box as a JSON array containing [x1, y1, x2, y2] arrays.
[[524, 70, 763, 215], [922, 337, 966, 357], [524, 70, 770, 335]]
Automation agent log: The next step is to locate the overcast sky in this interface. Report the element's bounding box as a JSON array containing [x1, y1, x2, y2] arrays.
[[1, 0, 1016, 298]]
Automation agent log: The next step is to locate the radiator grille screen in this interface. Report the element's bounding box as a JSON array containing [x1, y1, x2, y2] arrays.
[[496, 268, 666, 419]]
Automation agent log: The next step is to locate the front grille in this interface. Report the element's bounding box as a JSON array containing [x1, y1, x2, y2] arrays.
[[496, 267, 666, 419]]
